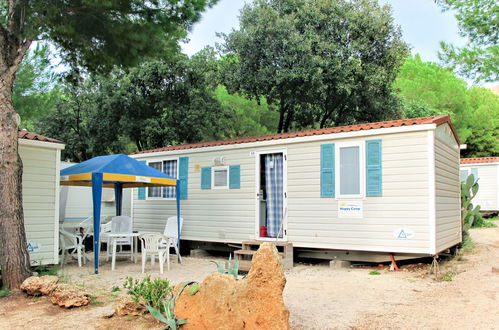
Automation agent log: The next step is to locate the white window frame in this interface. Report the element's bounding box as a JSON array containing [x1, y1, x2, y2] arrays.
[[212, 165, 229, 189], [335, 141, 365, 199], [146, 157, 179, 200]]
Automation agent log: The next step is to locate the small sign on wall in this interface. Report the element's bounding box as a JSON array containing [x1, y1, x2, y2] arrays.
[[194, 164, 201, 172], [393, 228, 415, 239], [338, 201, 363, 218], [27, 242, 41, 253]]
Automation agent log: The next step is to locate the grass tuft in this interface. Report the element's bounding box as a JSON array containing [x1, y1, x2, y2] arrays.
[[0, 287, 10, 298], [369, 270, 381, 275]]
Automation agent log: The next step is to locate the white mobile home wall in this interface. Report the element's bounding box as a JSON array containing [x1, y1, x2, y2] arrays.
[[132, 123, 461, 256], [18, 138, 65, 266], [460, 161, 499, 212]]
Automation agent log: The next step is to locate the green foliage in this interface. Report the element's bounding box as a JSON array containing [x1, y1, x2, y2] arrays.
[[123, 276, 173, 312], [111, 286, 121, 293], [368, 270, 381, 275], [441, 271, 454, 282], [436, 0, 498, 82], [32, 264, 58, 276], [0, 287, 10, 298], [13, 44, 61, 130], [211, 254, 239, 278], [188, 283, 200, 295], [214, 86, 279, 137], [461, 174, 482, 231], [37, 52, 229, 161], [220, 0, 408, 133], [460, 231, 474, 251], [395, 55, 499, 157], [146, 281, 195, 330]]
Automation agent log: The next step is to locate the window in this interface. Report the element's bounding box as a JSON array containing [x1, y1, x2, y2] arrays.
[[147, 159, 178, 199], [212, 166, 229, 189], [460, 169, 469, 182], [336, 142, 364, 198]]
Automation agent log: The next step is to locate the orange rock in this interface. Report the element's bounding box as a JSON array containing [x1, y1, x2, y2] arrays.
[[49, 284, 91, 308], [115, 295, 147, 316], [20, 276, 59, 296], [175, 242, 289, 330]]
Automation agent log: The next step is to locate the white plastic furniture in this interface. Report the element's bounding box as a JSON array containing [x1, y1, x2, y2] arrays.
[[109, 216, 134, 261], [59, 229, 85, 267], [109, 232, 141, 270], [159, 216, 184, 263], [99, 220, 112, 260], [139, 232, 170, 274]]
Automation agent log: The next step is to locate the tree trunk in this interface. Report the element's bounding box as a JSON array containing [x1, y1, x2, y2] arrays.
[[277, 95, 287, 134], [0, 69, 31, 289], [283, 107, 294, 133]]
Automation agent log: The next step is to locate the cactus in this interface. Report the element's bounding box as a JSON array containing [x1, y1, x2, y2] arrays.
[[461, 174, 481, 231]]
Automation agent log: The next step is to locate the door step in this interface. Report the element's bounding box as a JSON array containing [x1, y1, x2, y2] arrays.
[[234, 240, 293, 271]]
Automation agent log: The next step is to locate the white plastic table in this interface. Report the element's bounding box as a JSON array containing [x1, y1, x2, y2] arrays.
[[108, 232, 141, 270]]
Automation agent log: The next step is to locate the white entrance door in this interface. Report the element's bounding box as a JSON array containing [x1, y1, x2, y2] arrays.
[[254, 150, 287, 240]]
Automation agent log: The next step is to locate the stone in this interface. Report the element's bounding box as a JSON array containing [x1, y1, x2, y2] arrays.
[[115, 296, 146, 316], [492, 267, 499, 274], [20, 276, 59, 296], [49, 284, 91, 308], [175, 242, 289, 330], [329, 260, 351, 269]]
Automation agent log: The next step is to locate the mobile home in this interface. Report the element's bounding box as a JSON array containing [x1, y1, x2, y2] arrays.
[[460, 157, 499, 212], [131, 115, 462, 260], [18, 131, 65, 265]]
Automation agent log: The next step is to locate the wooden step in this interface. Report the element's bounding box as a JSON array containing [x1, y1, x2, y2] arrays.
[[237, 259, 252, 272], [234, 249, 284, 258]]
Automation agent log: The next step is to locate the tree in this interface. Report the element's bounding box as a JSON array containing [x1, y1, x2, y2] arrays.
[[0, 0, 217, 289], [38, 53, 229, 161], [13, 44, 60, 130], [220, 0, 408, 133], [436, 0, 498, 82], [395, 55, 499, 157]]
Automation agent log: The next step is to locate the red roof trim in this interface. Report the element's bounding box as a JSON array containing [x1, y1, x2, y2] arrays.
[[460, 157, 499, 164], [135, 115, 458, 155], [18, 130, 63, 144]]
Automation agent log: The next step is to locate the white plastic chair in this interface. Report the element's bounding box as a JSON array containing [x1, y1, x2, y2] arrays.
[[59, 229, 85, 267], [139, 232, 170, 274], [99, 220, 112, 259], [159, 216, 184, 263], [109, 216, 134, 261]]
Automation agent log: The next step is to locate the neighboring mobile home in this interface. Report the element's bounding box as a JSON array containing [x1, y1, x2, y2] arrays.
[[18, 131, 65, 265], [131, 115, 461, 260], [460, 157, 499, 212]]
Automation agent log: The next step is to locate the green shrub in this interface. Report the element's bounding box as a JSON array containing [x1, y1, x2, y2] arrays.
[[368, 270, 381, 275], [0, 287, 10, 298], [32, 264, 59, 276], [111, 286, 120, 292], [460, 231, 475, 251], [123, 276, 173, 312], [146, 281, 195, 330]]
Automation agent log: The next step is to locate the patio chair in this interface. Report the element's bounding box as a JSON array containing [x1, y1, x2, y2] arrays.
[[108, 215, 134, 261], [159, 216, 184, 263], [99, 219, 112, 260], [59, 229, 85, 267], [139, 232, 170, 274]]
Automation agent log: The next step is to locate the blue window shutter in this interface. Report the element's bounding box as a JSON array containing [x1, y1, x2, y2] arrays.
[[320, 144, 335, 197], [366, 139, 382, 196], [201, 167, 212, 190], [471, 168, 478, 183], [229, 165, 241, 189], [178, 157, 189, 199], [137, 160, 146, 200]]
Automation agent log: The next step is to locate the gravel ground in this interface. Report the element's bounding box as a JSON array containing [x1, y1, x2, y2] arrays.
[[1, 227, 498, 329]]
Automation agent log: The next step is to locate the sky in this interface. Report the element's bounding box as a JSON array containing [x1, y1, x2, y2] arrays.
[[181, 0, 467, 64]]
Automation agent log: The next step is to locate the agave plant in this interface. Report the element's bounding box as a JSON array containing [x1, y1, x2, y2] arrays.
[[210, 254, 239, 278], [461, 174, 481, 231], [146, 281, 197, 330]]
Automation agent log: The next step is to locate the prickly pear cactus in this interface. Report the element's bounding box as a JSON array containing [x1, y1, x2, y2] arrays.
[[461, 174, 481, 231]]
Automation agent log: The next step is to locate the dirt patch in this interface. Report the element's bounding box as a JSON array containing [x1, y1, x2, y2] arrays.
[[1, 228, 498, 329]]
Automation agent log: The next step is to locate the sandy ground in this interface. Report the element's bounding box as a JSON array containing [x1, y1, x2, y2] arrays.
[[1, 227, 498, 330]]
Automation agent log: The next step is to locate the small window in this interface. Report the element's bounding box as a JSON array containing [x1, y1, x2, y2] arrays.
[[212, 166, 229, 189], [147, 159, 178, 199], [460, 169, 469, 182], [336, 142, 364, 198]]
